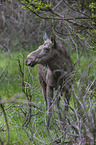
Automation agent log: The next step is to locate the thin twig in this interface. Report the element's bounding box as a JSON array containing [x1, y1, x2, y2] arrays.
[[0, 97, 9, 145]]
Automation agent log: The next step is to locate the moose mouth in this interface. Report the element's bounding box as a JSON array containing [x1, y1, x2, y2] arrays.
[[30, 62, 37, 67], [24, 60, 37, 67]]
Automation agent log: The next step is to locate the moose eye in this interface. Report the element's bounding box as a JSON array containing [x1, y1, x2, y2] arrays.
[[44, 48, 50, 52]]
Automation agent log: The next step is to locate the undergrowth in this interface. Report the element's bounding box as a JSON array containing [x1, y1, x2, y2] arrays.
[[0, 49, 96, 144]]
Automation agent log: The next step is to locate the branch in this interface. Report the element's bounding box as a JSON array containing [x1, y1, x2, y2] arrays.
[[0, 137, 4, 145], [18, 0, 93, 30], [0, 97, 9, 145], [62, 0, 91, 18]]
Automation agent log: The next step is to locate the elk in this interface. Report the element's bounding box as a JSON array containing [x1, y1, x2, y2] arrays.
[[24, 33, 73, 128]]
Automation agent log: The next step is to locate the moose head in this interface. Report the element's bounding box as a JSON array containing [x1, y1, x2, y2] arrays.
[[24, 33, 57, 67]]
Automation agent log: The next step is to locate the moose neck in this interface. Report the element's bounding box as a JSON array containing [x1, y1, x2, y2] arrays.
[[47, 54, 62, 72]]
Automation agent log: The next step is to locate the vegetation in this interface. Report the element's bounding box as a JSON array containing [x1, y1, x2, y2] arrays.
[[0, 50, 95, 144], [0, 0, 96, 144]]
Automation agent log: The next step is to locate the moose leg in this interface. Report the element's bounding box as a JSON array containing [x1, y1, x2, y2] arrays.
[[38, 72, 47, 111], [65, 90, 70, 111], [41, 81, 47, 111], [55, 96, 61, 123], [46, 85, 53, 128]]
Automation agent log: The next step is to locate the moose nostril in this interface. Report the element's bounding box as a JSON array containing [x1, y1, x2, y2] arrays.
[[24, 60, 27, 65], [24, 60, 31, 66], [27, 61, 31, 66]]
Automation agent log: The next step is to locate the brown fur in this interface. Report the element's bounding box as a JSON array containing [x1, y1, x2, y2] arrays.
[[25, 37, 73, 127]]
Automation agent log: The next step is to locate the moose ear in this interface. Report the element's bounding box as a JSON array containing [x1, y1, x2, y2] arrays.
[[50, 36, 56, 48], [43, 32, 48, 41]]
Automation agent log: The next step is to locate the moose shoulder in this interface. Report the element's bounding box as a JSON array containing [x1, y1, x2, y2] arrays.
[[25, 36, 73, 128]]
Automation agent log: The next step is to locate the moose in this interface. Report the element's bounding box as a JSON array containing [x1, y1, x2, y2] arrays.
[[25, 33, 73, 128]]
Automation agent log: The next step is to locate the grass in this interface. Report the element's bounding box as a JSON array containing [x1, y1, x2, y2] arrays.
[[0, 49, 96, 144], [0, 50, 42, 144]]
